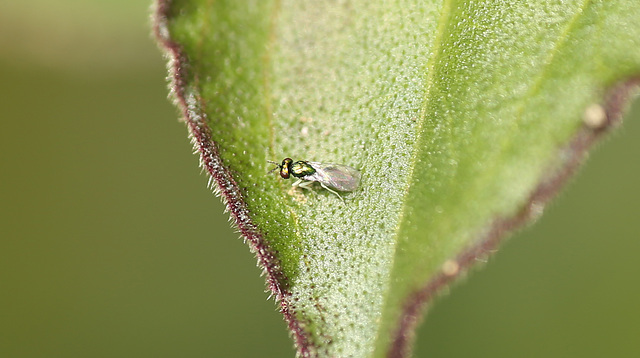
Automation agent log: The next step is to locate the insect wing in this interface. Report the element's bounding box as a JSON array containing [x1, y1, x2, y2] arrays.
[[304, 162, 360, 192]]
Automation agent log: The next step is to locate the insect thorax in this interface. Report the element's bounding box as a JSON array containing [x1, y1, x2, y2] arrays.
[[290, 161, 316, 178]]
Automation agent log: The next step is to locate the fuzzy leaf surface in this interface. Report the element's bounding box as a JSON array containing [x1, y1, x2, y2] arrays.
[[154, 0, 640, 357]]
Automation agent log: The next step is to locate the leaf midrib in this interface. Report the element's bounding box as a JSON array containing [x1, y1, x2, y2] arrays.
[[373, 0, 455, 354]]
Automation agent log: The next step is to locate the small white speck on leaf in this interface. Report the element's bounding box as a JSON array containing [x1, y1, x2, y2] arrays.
[[583, 104, 607, 129], [442, 260, 460, 276]]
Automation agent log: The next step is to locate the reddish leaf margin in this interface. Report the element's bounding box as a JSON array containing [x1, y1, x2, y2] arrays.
[[152, 1, 316, 356], [388, 78, 640, 358]]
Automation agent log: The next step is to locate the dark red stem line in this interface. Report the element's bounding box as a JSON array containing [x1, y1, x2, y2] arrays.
[[389, 78, 640, 358], [151, 1, 315, 356]]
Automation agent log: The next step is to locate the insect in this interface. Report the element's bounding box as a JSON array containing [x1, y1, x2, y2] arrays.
[[269, 158, 361, 200]]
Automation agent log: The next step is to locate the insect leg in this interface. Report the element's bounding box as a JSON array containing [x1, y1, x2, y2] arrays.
[[295, 180, 314, 190], [319, 183, 344, 202]]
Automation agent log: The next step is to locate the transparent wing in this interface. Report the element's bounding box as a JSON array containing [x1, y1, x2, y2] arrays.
[[303, 162, 361, 192]]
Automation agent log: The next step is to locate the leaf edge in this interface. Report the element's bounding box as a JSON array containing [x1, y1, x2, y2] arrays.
[[151, 1, 317, 356], [387, 78, 640, 358]]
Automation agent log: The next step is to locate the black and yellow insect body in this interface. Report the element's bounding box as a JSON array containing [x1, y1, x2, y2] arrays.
[[269, 158, 360, 200]]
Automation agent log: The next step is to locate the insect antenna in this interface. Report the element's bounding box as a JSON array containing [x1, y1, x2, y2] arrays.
[[267, 160, 281, 174]]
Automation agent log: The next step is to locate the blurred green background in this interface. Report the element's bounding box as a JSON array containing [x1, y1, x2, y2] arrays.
[[1, 1, 638, 357]]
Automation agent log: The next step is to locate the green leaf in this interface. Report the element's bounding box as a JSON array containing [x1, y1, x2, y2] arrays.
[[153, 0, 640, 357]]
